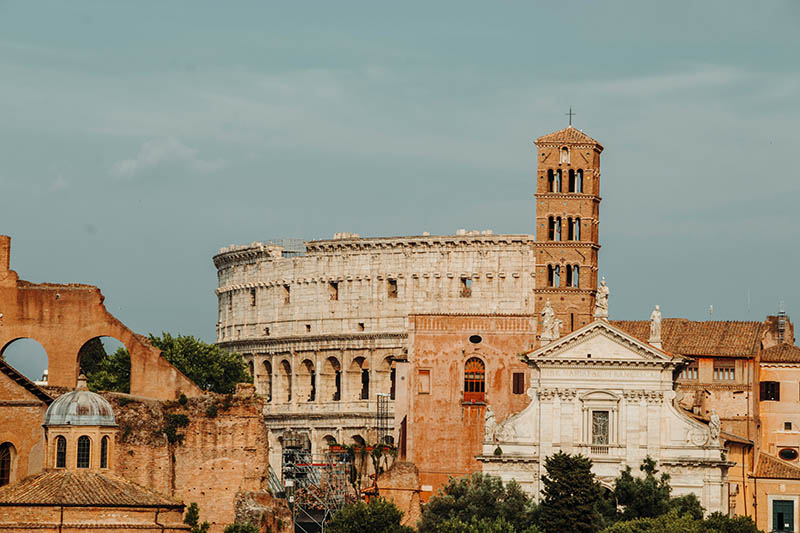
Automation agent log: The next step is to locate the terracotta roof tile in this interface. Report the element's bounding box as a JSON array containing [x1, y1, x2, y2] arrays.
[[761, 343, 800, 363], [0, 470, 183, 508], [611, 319, 763, 358], [535, 126, 602, 147], [754, 453, 800, 480], [0, 358, 53, 405]]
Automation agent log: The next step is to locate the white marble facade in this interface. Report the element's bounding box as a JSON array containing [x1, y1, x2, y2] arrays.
[[479, 320, 729, 514]]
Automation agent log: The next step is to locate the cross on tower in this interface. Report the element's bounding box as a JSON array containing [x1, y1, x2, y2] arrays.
[[566, 106, 576, 126]]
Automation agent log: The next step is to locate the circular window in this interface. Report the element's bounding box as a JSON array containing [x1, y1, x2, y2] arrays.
[[779, 448, 799, 461], [469, 335, 482, 344]]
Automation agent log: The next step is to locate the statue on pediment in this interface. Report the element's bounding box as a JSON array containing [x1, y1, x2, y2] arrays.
[[484, 405, 497, 442], [709, 409, 721, 444], [541, 300, 557, 344], [649, 305, 662, 344], [594, 278, 609, 319]]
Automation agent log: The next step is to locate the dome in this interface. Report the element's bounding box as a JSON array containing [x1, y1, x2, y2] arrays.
[[43, 383, 116, 427]]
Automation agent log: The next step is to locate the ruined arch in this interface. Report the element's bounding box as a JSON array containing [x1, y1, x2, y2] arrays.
[[322, 356, 342, 402], [348, 356, 369, 400], [1, 338, 48, 383], [0, 236, 202, 400]]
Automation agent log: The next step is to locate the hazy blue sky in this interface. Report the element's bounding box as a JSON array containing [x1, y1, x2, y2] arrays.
[[1, 1, 799, 377]]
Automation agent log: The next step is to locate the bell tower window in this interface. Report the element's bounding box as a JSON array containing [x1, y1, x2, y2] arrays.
[[548, 265, 561, 288], [560, 147, 570, 164], [576, 169, 583, 192]]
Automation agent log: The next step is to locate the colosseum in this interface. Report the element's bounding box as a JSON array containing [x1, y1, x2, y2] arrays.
[[213, 125, 603, 467]]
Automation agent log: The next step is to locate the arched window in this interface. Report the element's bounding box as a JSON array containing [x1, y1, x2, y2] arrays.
[[576, 170, 583, 193], [77, 436, 90, 469], [572, 266, 580, 287], [560, 147, 570, 164], [262, 360, 273, 402], [547, 169, 555, 192], [574, 218, 581, 241], [548, 265, 561, 288], [464, 358, 486, 403], [0, 443, 12, 486], [568, 169, 575, 192], [100, 436, 109, 469], [555, 170, 562, 192], [55, 436, 67, 468], [566, 265, 573, 287]]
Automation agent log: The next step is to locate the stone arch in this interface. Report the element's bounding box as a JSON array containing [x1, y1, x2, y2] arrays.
[[277, 359, 292, 403], [1, 338, 48, 383], [76, 336, 131, 393], [321, 434, 337, 450], [322, 356, 342, 402], [350, 434, 366, 447], [0, 239, 202, 399], [348, 356, 369, 400], [379, 356, 396, 400], [297, 359, 315, 402], [260, 359, 273, 402]]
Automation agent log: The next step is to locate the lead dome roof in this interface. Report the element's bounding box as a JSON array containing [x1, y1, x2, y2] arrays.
[[43, 387, 116, 427]]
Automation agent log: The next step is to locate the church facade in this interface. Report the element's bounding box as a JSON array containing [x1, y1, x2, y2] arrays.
[[478, 319, 729, 512]]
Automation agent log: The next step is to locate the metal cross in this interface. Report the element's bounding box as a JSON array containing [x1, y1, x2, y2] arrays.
[[566, 106, 576, 125]]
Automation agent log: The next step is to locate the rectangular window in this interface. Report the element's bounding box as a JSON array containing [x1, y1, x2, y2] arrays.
[[250, 288, 257, 306], [388, 279, 398, 299], [681, 361, 698, 380], [512, 372, 525, 395], [761, 381, 781, 401], [283, 284, 291, 304], [329, 281, 339, 301], [592, 410, 610, 445], [785, 422, 793, 431], [460, 277, 472, 298], [713, 360, 735, 381], [357, 322, 365, 331], [418, 369, 431, 394], [305, 324, 311, 333]]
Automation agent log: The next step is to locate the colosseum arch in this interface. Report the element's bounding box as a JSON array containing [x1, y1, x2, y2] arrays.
[[347, 357, 369, 401], [260, 360, 273, 401], [321, 356, 342, 402], [0, 235, 201, 400], [297, 359, 315, 402], [277, 359, 292, 403]]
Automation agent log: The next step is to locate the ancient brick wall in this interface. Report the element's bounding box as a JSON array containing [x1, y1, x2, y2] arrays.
[[0, 369, 49, 485], [401, 314, 536, 499], [0, 235, 201, 400], [110, 387, 270, 533]]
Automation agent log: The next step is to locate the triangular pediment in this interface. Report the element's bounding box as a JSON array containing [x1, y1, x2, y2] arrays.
[[524, 320, 680, 365]]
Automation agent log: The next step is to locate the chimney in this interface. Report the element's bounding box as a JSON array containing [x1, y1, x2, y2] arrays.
[[0, 235, 10, 272]]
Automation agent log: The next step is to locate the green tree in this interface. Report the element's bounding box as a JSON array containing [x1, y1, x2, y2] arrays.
[[601, 509, 703, 533], [86, 347, 131, 393], [328, 498, 414, 533], [434, 515, 543, 533], [78, 337, 107, 376], [538, 452, 603, 533], [149, 333, 251, 394], [223, 523, 259, 533], [668, 493, 704, 521], [701, 512, 762, 533], [184, 502, 210, 533], [417, 473, 536, 533], [613, 457, 672, 520]]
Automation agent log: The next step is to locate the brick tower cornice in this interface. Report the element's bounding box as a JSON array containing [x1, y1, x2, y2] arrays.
[[535, 125, 603, 151]]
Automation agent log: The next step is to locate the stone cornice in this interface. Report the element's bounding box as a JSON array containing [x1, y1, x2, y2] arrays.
[[534, 193, 601, 202], [476, 455, 539, 464], [219, 332, 408, 353], [532, 242, 601, 250], [677, 382, 752, 391]]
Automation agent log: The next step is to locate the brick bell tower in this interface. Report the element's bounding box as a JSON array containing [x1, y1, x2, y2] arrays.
[[533, 124, 603, 334]]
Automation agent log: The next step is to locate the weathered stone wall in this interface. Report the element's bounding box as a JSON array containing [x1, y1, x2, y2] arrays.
[[376, 461, 422, 529], [0, 368, 49, 485], [401, 314, 536, 499], [0, 235, 201, 400], [109, 387, 269, 533]]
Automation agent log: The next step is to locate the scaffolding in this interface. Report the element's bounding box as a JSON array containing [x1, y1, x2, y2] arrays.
[[281, 432, 354, 533], [778, 302, 788, 344], [376, 393, 392, 445]]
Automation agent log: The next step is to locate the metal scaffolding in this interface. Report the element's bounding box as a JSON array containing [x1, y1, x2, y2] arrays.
[[281, 432, 354, 533], [376, 393, 392, 445]]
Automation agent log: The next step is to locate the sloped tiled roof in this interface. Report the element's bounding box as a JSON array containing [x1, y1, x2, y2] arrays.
[[535, 126, 601, 146], [761, 343, 800, 363], [611, 319, 763, 358], [0, 470, 183, 508], [754, 453, 800, 480], [0, 358, 53, 405]]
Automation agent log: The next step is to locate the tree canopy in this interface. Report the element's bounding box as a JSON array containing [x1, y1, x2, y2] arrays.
[[328, 498, 414, 533], [148, 333, 251, 394], [539, 452, 605, 533], [418, 473, 537, 533]]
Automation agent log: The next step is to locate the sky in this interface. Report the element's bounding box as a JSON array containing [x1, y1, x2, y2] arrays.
[[1, 1, 799, 378]]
